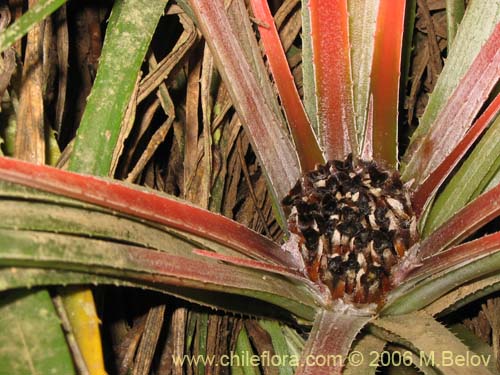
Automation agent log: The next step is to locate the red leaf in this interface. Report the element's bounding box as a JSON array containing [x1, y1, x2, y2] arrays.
[[370, 0, 406, 167], [250, 0, 324, 172], [412, 92, 500, 216], [309, 0, 356, 160], [295, 305, 371, 375], [419, 183, 500, 258], [411, 231, 500, 281], [186, 0, 300, 201], [192, 249, 316, 286], [0, 156, 300, 269], [403, 23, 500, 184]]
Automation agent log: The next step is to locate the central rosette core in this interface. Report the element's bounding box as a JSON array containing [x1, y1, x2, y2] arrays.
[[282, 155, 417, 305]]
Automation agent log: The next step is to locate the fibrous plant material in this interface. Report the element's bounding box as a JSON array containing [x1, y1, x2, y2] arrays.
[[283, 155, 418, 305]]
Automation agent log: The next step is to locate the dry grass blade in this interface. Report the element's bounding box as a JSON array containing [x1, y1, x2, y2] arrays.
[[15, 0, 45, 164]]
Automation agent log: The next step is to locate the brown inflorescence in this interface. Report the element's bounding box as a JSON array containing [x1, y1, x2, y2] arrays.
[[282, 155, 418, 305]]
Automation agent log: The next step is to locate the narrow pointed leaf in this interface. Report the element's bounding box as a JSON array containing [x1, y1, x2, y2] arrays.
[[348, 0, 379, 149], [301, 0, 318, 135], [343, 333, 385, 375], [69, 0, 166, 175], [249, 0, 324, 171], [259, 320, 295, 375], [413, 93, 500, 217], [425, 274, 500, 317], [0, 229, 319, 321], [370, 0, 406, 167], [446, 0, 465, 47], [0, 267, 139, 291], [0, 0, 67, 53], [411, 232, 500, 285], [384, 232, 500, 315], [308, 0, 357, 160], [296, 304, 371, 375], [373, 311, 491, 375], [0, 290, 75, 375], [187, 0, 300, 203], [234, 326, 259, 375], [419, 183, 500, 258], [423, 110, 500, 235], [192, 250, 310, 283], [403, 2, 500, 179], [0, 156, 300, 269]]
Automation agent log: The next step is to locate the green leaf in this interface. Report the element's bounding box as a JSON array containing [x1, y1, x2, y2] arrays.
[[186, 0, 300, 208], [384, 232, 500, 315], [249, 0, 324, 172], [347, 0, 379, 148], [424, 274, 500, 317], [0, 157, 299, 269], [300, 0, 318, 135], [0, 229, 319, 322], [372, 311, 492, 375], [344, 333, 386, 375], [446, 0, 465, 48], [0, 267, 138, 292], [0, 0, 67, 53], [234, 326, 260, 375], [259, 320, 295, 375], [424, 114, 500, 235], [0, 289, 75, 374], [403, 0, 500, 170], [68, 0, 166, 176]]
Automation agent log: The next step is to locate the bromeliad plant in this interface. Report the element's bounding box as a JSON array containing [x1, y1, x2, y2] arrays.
[[0, 0, 500, 374]]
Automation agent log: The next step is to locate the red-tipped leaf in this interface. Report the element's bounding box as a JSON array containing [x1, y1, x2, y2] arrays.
[[250, 0, 324, 171]]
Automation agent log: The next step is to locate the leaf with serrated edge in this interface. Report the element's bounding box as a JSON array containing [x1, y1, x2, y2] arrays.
[[425, 274, 500, 317], [373, 311, 492, 375], [343, 333, 385, 375], [385, 232, 500, 315]]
